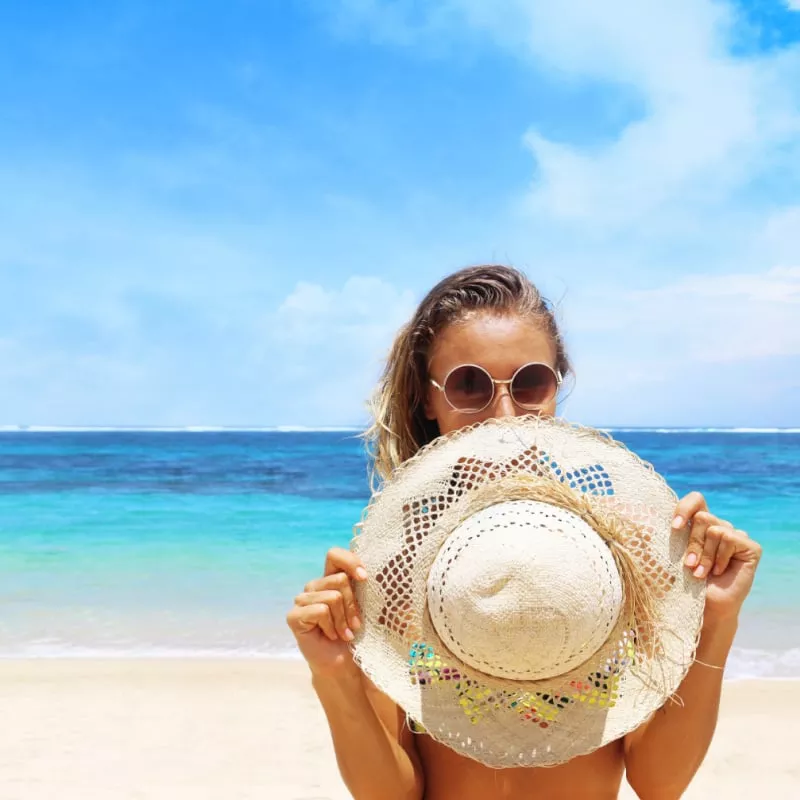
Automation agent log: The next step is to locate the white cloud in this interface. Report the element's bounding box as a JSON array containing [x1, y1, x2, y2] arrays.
[[273, 276, 416, 347], [464, 1, 799, 229], [324, 1, 800, 231], [277, 277, 414, 333], [626, 266, 800, 363], [4, 0, 799, 426], [566, 263, 800, 357], [555, 264, 800, 425], [788, 1, 800, 12], [260, 277, 418, 422]]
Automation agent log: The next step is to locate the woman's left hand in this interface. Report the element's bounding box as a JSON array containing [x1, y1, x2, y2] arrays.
[[673, 492, 762, 627]]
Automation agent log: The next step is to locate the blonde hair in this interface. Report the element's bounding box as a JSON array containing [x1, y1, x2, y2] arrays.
[[363, 265, 572, 483]]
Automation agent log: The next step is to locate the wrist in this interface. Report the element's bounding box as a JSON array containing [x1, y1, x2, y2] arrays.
[[696, 616, 738, 668], [700, 613, 739, 638]]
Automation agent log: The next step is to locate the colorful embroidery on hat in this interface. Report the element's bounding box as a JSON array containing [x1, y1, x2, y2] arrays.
[[408, 641, 576, 727]]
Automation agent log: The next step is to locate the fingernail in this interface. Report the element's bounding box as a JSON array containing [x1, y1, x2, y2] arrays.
[[672, 515, 684, 530], [344, 628, 354, 641], [356, 567, 368, 580], [686, 553, 698, 567], [350, 616, 361, 631], [693, 565, 705, 579]]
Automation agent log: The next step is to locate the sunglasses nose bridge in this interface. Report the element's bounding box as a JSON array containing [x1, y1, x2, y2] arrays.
[[489, 379, 516, 416]]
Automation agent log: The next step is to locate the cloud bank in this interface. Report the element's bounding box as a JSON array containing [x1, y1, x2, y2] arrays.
[[1, 0, 798, 426]]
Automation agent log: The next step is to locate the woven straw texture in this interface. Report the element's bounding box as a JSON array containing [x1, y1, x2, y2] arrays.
[[427, 501, 625, 682], [351, 415, 706, 768]]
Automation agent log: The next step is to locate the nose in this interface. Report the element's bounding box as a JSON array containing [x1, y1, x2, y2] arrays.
[[490, 384, 518, 419]]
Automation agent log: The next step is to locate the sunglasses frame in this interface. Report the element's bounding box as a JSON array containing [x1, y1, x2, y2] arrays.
[[429, 361, 563, 414]]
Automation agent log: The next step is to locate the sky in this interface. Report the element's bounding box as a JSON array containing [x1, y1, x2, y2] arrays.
[[1, 0, 799, 428]]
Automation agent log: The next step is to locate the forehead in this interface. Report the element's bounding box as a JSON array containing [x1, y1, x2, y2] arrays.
[[429, 313, 556, 375]]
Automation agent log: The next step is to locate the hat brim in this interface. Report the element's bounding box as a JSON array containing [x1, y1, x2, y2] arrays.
[[351, 416, 705, 768]]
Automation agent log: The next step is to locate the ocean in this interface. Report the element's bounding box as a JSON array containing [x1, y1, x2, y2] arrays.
[[1, 428, 798, 679]]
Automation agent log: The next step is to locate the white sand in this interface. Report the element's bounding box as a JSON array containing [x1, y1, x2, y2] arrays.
[[0, 660, 797, 799]]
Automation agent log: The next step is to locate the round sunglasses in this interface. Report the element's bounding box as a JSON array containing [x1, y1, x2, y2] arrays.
[[430, 362, 562, 414]]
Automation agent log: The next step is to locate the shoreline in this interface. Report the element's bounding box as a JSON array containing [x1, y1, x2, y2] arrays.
[[1, 659, 798, 799], [2, 649, 798, 681]]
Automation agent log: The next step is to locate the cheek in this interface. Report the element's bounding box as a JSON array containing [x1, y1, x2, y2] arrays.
[[432, 403, 500, 435], [426, 392, 468, 435], [435, 410, 463, 435]]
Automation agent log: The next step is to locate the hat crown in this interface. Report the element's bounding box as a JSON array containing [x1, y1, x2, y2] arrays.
[[426, 501, 624, 681]]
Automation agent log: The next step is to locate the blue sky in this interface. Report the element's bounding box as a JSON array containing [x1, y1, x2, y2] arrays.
[[1, 0, 799, 427]]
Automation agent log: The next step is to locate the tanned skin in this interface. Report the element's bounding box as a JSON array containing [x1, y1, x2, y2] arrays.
[[287, 312, 761, 800]]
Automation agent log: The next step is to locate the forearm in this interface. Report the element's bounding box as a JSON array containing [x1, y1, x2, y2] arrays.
[[625, 619, 737, 799], [313, 671, 423, 800]]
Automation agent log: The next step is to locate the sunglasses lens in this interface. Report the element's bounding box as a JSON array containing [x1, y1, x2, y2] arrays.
[[512, 364, 558, 408], [444, 365, 494, 412]]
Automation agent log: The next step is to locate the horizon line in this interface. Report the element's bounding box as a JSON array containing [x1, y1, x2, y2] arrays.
[[1, 425, 798, 434]]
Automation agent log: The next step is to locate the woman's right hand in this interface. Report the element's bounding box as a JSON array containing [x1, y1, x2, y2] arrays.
[[286, 547, 368, 679]]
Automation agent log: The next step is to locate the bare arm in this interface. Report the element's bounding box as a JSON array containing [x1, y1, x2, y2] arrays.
[[623, 491, 761, 799], [623, 618, 736, 799], [287, 547, 425, 800], [313, 671, 424, 800]]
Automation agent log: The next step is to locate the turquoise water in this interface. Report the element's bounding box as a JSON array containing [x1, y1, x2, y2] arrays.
[[0, 429, 798, 677]]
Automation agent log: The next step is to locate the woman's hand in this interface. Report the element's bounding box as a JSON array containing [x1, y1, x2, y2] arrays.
[[286, 547, 368, 679], [673, 492, 762, 627]]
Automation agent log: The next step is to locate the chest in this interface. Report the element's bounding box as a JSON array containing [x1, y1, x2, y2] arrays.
[[415, 734, 626, 800]]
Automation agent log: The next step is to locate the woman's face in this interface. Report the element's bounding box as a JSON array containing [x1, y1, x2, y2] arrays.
[[425, 312, 559, 436]]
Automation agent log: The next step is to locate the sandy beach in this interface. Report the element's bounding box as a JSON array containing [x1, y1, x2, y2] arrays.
[[0, 659, 796, 800]]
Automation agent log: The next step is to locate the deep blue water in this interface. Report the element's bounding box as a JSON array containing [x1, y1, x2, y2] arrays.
[[0, 429, 798, 677]]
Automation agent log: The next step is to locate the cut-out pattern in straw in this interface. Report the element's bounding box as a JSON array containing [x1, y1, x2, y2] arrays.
[[351, 415, 705, 768]]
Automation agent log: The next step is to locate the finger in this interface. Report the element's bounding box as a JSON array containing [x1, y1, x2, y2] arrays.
[[708, 517, 735, 534], [324, 547, 368, 582], [716, 528, 761, 570], [684, 510, 712, 570], [672, 491, 708, 530], [286, 603, 338, 641], [304, 572, 362, 630], [295, 590, 353, 641], [694, 524, 723, 579], [711, 533, 737, 576]]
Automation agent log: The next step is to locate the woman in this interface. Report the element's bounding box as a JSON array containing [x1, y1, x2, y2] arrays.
[[286, 265, 761, 799]]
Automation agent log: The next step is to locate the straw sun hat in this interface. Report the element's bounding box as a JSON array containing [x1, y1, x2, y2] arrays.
[[351, 416, 705, 768]]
